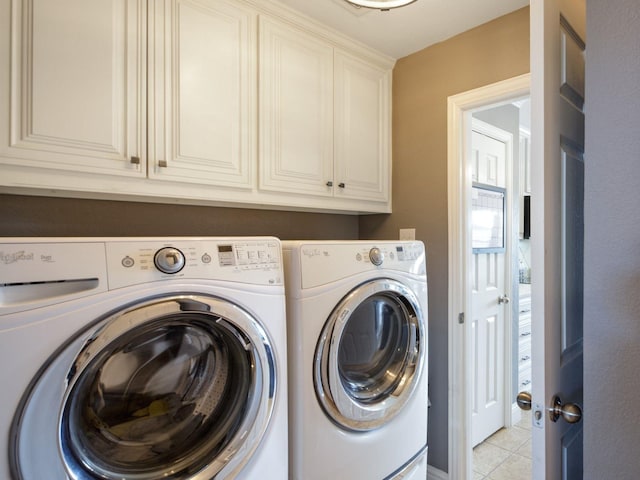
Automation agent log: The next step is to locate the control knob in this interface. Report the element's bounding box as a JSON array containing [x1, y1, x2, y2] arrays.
[[154, 247, 185, 274], [369, 247, 384, 266]]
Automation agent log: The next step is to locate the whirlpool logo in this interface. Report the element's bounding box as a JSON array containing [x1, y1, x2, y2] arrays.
[[0, 250, 36, 265]]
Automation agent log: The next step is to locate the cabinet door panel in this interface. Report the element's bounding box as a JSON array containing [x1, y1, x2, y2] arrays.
[[259, 16, 333, 196], [0, 0, 145, 176], [334, 51, 390, 202], [148, 0, 255, 188]]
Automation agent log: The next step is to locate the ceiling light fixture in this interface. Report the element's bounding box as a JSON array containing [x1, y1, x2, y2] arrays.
[[344, 0, 417, 11]]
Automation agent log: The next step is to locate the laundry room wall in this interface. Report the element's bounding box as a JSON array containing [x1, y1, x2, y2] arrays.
[[359, 7, 530, 473], [0, 194, 358, 240]]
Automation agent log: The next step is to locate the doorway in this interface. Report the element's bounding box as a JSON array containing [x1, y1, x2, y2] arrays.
[[446, 74, 530, 480]]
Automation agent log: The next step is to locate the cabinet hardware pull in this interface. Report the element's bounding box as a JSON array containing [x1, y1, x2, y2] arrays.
[[130, 156, 140, 165], [158, 160, 168, 168], [338, 182, 345, 188], [326, 181, 333, 187]]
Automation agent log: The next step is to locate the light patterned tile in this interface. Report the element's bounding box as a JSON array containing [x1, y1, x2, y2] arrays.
[[484, 426, 530, 452], [474, 471, 486, 480], [487, 453, 532, 480], [516, 438, 532, 459], [473, 442, 511, 475]]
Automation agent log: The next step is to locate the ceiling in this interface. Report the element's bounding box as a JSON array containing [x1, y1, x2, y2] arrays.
[[276, 0, 529, 59]]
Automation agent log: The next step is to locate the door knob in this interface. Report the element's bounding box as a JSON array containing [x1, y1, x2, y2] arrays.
[[498, 294, 510, 304], [516, 391, 532, 410], [549, 394, 582, 424]]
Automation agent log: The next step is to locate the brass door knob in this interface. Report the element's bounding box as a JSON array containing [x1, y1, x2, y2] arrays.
[[549, 395, 582, 423], [516, 391, 532, 411]]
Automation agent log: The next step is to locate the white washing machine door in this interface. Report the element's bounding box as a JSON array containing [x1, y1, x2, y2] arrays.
[[315, 278, 426, 432], [11, 294, 277, 480]]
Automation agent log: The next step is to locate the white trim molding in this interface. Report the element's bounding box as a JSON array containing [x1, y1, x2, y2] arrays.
[[447, 73, 530, 480], [427, 465, 449, 480]]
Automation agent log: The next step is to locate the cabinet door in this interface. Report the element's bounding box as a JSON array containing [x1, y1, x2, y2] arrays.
[[0, 0, 145, 177], [334, 51, 390, 203], [148, 0, 255, 188], [258, 16, 334, 197]]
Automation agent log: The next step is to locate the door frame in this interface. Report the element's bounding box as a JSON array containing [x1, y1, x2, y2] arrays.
[[447, 73, 530, 479]]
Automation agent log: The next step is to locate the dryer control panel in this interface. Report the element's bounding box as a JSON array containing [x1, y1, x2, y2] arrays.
[[295, 241, 426, 289], [106, 239, 283, 289]]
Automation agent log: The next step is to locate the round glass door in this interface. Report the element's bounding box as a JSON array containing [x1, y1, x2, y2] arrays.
[[57, 294, 276, 480], [315, 279, 426, 432]]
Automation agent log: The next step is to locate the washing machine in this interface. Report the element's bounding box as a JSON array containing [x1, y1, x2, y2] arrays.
[[282, 241, 429, 480], [0, 237, 288, 480]]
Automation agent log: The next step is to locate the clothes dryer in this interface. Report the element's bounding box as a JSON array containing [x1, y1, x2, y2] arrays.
[[282, 241, 429, 480], [0, 237, 287, 480]]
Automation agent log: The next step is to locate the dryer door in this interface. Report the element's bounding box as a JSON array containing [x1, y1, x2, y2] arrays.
[[314, 278, 426, 432], [12, 294, 277, 480]]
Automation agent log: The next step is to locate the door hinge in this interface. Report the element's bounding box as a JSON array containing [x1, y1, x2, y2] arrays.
[[458, 312, 465, 324]]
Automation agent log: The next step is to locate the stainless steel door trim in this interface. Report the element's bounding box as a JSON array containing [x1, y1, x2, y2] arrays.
[[314, 278, 426, 431], [13, 293, 277, 480]]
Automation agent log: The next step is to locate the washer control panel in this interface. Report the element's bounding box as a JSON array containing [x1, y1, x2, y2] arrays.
[[106, 238, 282, 289]]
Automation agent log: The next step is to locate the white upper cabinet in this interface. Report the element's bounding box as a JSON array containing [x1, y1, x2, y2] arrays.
[[334, 50, 390, 203], [0, 0, 145, 176], [148, 0, 255, 189], [0, 0, 393, 213], [259, 16, 391, 206], [258, 16, 334, 197]]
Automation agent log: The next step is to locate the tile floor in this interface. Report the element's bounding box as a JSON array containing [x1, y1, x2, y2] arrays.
[[472, 411, 532, 480]]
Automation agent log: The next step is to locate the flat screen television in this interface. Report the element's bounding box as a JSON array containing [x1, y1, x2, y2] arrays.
[[523, 195, 531, 239]]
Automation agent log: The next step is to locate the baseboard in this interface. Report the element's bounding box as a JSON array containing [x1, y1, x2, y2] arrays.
[[511, 401, 522, 426], [427, 465, 448, 480]]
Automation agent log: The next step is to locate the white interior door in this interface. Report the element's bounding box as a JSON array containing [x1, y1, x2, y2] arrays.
[[470, 121, 512, 447], [529, 0, 585, 477]]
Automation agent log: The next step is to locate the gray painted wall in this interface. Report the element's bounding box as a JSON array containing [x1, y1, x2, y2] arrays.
[[584, 0, 640, 476]]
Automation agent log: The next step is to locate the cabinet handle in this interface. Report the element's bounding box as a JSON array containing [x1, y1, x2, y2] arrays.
[[326, 181, 333, 187], [520, 331, 531, 337], [130, 156, 140, 165], [520, 355, 531, 361], [338, 182, 345, 188], [158, 160, 168, 168]]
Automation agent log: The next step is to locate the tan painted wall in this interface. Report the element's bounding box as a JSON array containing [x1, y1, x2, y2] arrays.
[[0, 194, 358, 240], [359, 7, 530, 472]]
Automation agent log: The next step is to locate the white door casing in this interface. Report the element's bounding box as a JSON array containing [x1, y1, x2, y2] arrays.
[[470, 120, 513, 447], [447, 73, 530, 480], [530, 0, 585, 477]]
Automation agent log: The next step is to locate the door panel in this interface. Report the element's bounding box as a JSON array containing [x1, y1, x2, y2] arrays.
[[470, 122, 510, 447], [530, 0, 585, 477], [472, 131, 507, 188], [471, 251, 506, 446]]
